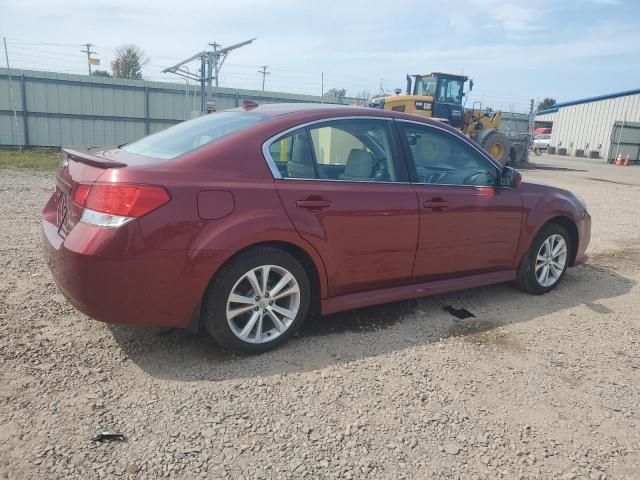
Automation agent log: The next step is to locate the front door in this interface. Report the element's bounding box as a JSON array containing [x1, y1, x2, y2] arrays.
[[397, 120, 523, 280], [267, 118, 419, 297]]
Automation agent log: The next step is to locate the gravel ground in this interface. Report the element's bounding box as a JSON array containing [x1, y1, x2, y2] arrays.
[[1, 155, 639, 480]]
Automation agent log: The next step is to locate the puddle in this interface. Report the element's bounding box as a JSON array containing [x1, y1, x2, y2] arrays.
[[447, 318, 496, 336], [448, 319, 525, 352]]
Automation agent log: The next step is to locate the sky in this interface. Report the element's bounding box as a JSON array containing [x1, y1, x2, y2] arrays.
[[1, 0, 639, 113]]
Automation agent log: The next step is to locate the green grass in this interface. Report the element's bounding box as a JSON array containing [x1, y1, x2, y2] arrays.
[[0, 148, 61, 171]]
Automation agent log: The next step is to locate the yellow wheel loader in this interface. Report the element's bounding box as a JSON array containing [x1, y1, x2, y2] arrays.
[[370, 73, 515, 165]]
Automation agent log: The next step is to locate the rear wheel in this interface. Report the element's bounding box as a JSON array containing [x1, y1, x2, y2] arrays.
[[202, 248, 310, 354], [515, 223, 571, 294]]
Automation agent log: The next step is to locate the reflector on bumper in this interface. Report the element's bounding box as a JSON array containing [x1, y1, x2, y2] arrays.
[[80, 208, 134, 228]]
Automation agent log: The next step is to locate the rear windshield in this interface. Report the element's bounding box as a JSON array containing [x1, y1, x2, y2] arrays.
[[122, 111, 267, 160]]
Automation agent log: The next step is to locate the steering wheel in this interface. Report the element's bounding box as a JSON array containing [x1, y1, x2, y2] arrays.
[[463, 171, 495, 186]]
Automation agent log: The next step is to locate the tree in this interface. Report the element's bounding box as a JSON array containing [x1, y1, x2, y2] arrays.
[[324, 88, 346, 99], [92, 70, 111, 78], [111, 44, 149, 80], [537, 97, 556, 111]]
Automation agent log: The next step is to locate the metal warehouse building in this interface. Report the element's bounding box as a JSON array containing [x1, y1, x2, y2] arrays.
[[536, 89, 640, 163]]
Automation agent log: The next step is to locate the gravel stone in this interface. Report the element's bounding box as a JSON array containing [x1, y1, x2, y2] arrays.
[[1, 158, 640, 479], [444, 443, 462, 455]]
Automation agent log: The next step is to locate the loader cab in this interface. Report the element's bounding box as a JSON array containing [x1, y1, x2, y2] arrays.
[[411, 73, 468, 128]]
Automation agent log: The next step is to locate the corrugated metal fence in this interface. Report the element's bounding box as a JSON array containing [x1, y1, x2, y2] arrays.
[[0, 68, 344, 148]]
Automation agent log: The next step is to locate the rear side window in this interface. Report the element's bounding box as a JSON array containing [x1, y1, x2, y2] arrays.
[[123, 111, 266, 160], [269, 129, 316, 179], [268, 119, 402, 182]]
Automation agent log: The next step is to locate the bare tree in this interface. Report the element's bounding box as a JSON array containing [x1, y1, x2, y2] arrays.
[[111, 45, 149, 80]]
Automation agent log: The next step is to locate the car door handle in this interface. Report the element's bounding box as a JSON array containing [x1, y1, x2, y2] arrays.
[[423, 200, 449, 210], [296, 199, 332, 209]]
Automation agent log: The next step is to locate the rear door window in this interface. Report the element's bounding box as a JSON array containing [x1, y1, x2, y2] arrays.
[[307, 119, 401, 182]]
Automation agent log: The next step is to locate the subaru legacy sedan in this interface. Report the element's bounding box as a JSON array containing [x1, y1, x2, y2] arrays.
[[43, 103, 590, 353]]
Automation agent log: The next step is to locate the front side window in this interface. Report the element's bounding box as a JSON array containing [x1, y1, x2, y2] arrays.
[[269, 119, 401, 182], [414, 76, 437, 97], [400, 123, 498, 186], [123, 111, 266, 160], [436, 78, 463, 104]]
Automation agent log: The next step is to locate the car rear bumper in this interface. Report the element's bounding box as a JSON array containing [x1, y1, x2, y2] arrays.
[[573, 211, 591, 266], [42, 204, 229, 328]]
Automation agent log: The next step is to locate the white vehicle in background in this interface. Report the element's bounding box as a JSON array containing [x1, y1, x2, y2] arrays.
[[532, 134, 552, 156]]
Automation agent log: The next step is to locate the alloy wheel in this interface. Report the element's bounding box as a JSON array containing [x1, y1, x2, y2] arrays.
[[535, 234, 568, 288], [226, 265, 301, 344]]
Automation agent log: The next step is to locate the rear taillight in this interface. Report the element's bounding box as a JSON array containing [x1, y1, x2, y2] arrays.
[[74, 183, 170, 228], [73, 184, 91, 206]]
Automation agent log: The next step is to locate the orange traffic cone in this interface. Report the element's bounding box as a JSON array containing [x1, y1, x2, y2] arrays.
[[624, 155, 630, 166], [615, 153, 623, 165]]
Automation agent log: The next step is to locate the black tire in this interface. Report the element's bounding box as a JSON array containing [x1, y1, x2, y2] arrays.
[[514, 223, 571, 295], [476, 129, 512, 165], [201, 247, 311, 354]]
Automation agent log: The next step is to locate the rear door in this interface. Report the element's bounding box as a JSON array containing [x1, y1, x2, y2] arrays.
[[269, 117, 419, 297], [397, 120, 523, 280]]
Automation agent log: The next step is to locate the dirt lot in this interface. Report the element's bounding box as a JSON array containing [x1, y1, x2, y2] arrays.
[[1, 155, 639, 480]]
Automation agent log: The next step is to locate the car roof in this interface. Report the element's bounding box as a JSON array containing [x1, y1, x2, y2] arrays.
[[229, 102, 361, 117], [228, 102, 458, 128]]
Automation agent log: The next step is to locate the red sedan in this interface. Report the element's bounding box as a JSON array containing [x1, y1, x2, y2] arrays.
[[43, 104, 591, 353]]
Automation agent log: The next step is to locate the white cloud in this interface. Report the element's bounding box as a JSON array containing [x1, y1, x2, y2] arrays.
[[448, 13, 473, 34], [472, 0, 541, 34]]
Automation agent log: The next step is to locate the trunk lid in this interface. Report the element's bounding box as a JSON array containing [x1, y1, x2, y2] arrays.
[[55, 148, 127, 235]]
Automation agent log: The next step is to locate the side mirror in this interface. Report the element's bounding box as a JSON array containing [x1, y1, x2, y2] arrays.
[[500, 166, 522, 188]]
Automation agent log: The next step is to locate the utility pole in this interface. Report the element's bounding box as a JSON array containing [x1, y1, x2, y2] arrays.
[[206, 49, 214, 106], [208, 42, 219, 88], [162, 38, 256, 114], [3, 37, 21, 151], [258, 65, 270, 91], [208, 38, 255, 88], [81, 43, 97, 75], [529, 98, 535, 114]]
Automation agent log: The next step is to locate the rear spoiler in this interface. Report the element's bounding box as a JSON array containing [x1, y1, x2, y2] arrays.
[[62, 148, 127, 169]]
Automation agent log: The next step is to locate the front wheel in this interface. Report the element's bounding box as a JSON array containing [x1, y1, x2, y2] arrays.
[[533, 146, 542, 156], [202, 248, 310, 354], [515, 223, 571, 294]]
